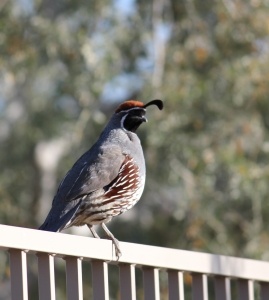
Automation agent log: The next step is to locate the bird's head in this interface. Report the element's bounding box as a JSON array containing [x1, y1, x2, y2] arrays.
[[115, 99, 163, 133]]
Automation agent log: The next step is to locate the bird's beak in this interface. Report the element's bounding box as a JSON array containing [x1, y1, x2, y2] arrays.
[[141, 116, 148, 122]]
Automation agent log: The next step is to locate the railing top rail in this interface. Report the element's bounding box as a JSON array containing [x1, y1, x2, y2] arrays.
[[0, 224, 269, 282]]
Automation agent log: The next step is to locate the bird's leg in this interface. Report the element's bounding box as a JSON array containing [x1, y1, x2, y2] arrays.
[[101, 223, 122, 260], [87, 224, 100, 239]]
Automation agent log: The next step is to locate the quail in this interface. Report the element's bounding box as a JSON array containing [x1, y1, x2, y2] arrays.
[[39, 99, 163, 259]]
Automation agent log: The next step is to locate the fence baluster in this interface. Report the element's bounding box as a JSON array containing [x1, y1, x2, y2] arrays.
[[167, 270, 184, 300], [237, 279, 254, 300], [65, 257, 83, 300], [91, 260, 109, 300], [9, 249, 28, 300], [192, 273, 208, 300], [260, 282, 269, 300], [119, 264, 136, 300], [37, 253, 56, 300], [214, 276, 231, 300], [143, 267, 160, 300]]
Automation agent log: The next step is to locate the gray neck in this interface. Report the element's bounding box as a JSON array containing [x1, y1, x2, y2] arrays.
[[98, 113, 145, 172]]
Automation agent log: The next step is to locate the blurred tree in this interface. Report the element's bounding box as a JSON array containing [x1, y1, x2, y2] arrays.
[[1, 0, 269, 299]]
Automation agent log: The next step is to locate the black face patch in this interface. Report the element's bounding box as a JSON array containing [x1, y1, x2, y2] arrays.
[[123, 109, 146, 133]]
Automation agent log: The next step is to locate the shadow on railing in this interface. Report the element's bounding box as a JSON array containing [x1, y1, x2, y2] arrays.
[[0, 224, 269, 300]]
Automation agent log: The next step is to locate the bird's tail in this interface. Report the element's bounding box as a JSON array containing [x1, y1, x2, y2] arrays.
[[39, 200, 82, 232]]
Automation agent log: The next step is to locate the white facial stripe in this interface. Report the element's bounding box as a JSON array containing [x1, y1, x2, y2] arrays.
[[120, 114, 128, 131]]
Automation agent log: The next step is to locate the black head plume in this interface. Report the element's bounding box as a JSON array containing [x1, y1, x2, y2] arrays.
[[143, 99, 163, 110]]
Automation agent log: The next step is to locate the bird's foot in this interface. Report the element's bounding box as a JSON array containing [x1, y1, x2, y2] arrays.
[[111, 237, 122, 261], [102, 235, 122, 260], [101, 223, 122, 260]]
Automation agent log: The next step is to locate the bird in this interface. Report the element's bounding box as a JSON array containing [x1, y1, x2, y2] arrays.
[[39, 99, 163, 259]]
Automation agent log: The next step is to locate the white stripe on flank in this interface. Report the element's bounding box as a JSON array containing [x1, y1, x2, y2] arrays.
[[66, 162, 87, 197], [115, 180, 128, 187], [120, 174, 128, 181]]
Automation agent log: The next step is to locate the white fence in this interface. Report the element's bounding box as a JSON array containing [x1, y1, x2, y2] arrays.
[[0, 224, 269, 300]]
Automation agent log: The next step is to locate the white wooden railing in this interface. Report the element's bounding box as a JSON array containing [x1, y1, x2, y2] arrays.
[[1, 224, 269, 300]]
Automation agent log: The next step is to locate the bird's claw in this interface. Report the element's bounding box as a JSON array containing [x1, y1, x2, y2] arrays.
[[101, 223, 122, 260], [104, 235, 121, 260], [112, 238, 122, 261]]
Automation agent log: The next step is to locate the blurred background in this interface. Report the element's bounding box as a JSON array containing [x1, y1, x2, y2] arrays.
[[1, 0, 269, 298]]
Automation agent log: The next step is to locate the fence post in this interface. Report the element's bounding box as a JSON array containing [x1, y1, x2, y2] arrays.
[[214, 276, 231, 300], [65, 257, 83, 300], [119, 264, 136, 300], [143, 267, 160, 300], [168, 270, 184, 300], [9, 249, 28, 300], [260, 282, 269, 300], [92, 260, 109, 300], [37, 253, 56, 300], [238, 279, 254, 300], [192, 273, 208, 300]]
